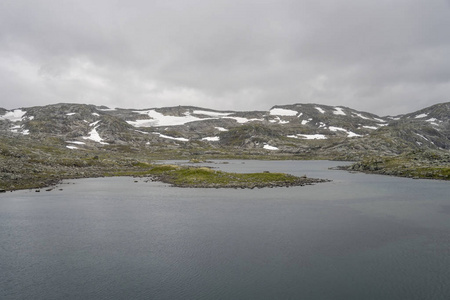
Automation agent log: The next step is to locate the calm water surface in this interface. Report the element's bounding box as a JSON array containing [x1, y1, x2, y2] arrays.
[[1, 160, 449, 299]]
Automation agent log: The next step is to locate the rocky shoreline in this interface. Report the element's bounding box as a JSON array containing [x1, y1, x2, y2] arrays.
[[147, 172, 330, 189], [0, 153, 331, 191], [2, 172, 330, 192], [1, 134, 448, 192], [335, 151, 450, 181]]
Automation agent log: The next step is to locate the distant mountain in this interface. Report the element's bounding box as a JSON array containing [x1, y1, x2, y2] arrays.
[[1, 102, 449, 160]]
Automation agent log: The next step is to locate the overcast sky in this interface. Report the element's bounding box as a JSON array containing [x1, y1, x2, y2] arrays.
[[1, 0, 449, 115]]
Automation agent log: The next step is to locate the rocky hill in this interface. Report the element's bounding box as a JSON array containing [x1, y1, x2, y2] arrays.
[[1, 102, 449, 159]]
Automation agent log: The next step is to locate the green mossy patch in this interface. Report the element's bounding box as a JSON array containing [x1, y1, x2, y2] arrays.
[[146, 166, 328, 188]]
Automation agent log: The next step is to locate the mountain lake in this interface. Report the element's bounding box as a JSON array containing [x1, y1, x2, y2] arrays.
[[1, 160, 449, 299]]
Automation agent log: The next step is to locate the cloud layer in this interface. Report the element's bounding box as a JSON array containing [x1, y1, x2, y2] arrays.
[[1, 0, 449, 115]]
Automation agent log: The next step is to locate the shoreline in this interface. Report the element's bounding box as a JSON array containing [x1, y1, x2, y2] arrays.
[[2, 154, 448, 192], [0, 162, 331, 192]]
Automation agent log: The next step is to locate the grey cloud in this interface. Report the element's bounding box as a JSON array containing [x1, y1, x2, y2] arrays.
[[0, 0, 449, 115]]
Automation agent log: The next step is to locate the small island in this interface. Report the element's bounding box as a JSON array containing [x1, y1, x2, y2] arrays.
[[141, 164, 329, 188]]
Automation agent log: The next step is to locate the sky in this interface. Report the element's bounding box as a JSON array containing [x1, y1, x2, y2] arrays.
[[1, 0, 449, 116]]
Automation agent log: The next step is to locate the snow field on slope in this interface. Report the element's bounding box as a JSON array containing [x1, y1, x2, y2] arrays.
[[0, 109, 27, 122], [128, 109, 262, 127], [269, 108, 298, 116]]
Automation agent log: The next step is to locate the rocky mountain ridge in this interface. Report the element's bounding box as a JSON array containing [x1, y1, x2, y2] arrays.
[[1, 102, 449, 159]]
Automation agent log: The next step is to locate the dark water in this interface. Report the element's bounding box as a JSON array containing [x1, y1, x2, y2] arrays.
[[1, 160, 449, 299]]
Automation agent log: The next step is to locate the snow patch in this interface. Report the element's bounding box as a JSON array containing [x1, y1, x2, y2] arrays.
[[135, 130, 149, 135], [215, 127, 228, 132], [128, 109, 262, 127], [155, 133, 189, 142], [269, 108, 298, 116], [415, 133, 430, 142], [415, 134, 435, 145], [66, 145, 79, 150], [90, 120, 100, 127], [333, 107, 346, 116], [66, 112, 77, 116], [301, 119, 312, 125], [315, 107, 325, 114], [362, 126, 378, 130], [263, 144, 278, 150], [9, 124, 29, 135], [193, 110, 231, 117], [83, 127, 108, 144], [288, 134, 327, 140], [373, 118, 386, 123], [92, 113, 100, 117], [127, 119, 155, 127], [0, 109, 27, 122], [10, 125, 21, 131], [353, 113, 370, 120], [346, 132, 362, 137], [415, 113, 428, 119], [225, 117, 263, 124], [202, 136, 220, 142], [329, 126, 362, 137], [227, 117, 251, 124], [66, 141, 86, 145], [271, 116, 289, 124], [130, 110, 205, 127], [426, 118, 440, 126]]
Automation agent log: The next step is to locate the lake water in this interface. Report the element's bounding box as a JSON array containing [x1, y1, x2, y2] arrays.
[[1, 160, 449, 299]]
